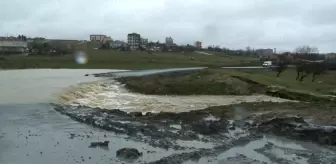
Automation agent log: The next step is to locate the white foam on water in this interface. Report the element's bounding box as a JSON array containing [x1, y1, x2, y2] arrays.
[[57, 80, 293, 113]]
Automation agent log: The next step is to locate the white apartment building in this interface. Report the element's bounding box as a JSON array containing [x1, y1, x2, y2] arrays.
[[127, 33, 141, 50], [110, 40, 127, 49], [165, 37, 174, 47], [90, 34, 111, 42], [140, 38, 148, 45], [255, 48, 274, 56], [0, 37, 28, 53]]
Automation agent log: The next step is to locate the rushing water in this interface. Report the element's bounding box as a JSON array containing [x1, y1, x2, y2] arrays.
[[0, 69, 335, 164], [57, 77, 290, 114]]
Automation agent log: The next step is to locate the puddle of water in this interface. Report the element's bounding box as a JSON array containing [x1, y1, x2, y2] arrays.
[[184, 135, 336, 164], [175, 140, 215, 149], [214, 135, 322, 164], [270, 148, 309, 164], [170, 124, 182, 130], [264, 136, 306, 150], [182, 156, 218, 164], [217, 138, 272, 163]]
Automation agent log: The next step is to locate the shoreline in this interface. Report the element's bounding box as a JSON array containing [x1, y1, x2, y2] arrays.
[[56, 78, 293, 114], [52, 68, 336, 163], [53, 101, 336, 161]]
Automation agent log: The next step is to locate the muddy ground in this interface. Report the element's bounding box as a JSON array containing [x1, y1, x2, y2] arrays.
[[54, 101, 336, 164], [54, 69, 336, 163]]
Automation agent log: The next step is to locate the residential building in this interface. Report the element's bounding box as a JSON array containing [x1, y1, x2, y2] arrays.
[[0, 36, 28, 53], [165, 37, 174, 47], [127, 33, 141, 50], [140, 38, 148, 45], [110, 40, 127, 49], [195, 41, 202, 49], [102, 36, 113, 43], [255, 48, 274, 56], [325, 53, 336, 60], [90, 34, 107, 42]]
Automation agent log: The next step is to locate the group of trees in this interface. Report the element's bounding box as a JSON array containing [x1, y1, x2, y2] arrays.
[[206, 45, 260, 56], [204, 44, 328, 61], [99, 40, 200, 53], [274, 46, 330, 82], [17, 35, 28, 41], [292, 45, 324, 61], [294, 45, 319, 54], [28, 38, 74, 56]]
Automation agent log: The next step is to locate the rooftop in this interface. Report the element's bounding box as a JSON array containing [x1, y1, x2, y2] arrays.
[[128, 33, 140, 36], [90, 34, 106, 36], [0, 37, 25, 41]]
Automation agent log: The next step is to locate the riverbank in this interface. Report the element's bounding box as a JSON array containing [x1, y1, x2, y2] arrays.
[[116, 68, 336, 103], [0, 50, 260, 70], [53, 101, 336, 163], [52, 68, 336, 163], [57, 68, 336, 139], [1, 68, 334, 164]]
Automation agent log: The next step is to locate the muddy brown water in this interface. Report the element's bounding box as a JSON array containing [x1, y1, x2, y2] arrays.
[[0, 69, 335, 164]]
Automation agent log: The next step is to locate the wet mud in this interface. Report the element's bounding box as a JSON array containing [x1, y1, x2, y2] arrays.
[[47, 69, 336, 163], [53, 102, 336, 164]]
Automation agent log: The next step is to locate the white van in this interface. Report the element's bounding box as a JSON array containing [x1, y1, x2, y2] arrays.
[[262, 61, 272, 67]]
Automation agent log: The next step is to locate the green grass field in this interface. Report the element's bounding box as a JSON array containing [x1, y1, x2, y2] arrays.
[[0, 50, 260, 70], [220, 68, 336, 95]]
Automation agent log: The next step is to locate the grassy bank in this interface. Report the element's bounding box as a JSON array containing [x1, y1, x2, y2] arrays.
[[0, 50, 259, 70], [118, 69, 265, 95], [138, 101, 336, 124], [221, 68, 336, 95], [117, 68, 336, 102]]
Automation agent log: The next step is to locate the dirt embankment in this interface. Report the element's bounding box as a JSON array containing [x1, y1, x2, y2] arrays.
[[117, 69, 336, 103], [117, 69, 266, 95], [54, 101, 336, 146]]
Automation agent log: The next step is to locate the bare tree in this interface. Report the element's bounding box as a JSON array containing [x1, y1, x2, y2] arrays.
[[294, 45, 319, 54], [245, 46, 252, 52], [296, 60, 328, 82]]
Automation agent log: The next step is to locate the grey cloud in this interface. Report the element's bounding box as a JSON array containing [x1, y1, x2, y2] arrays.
[[1, 0, 336, 52]]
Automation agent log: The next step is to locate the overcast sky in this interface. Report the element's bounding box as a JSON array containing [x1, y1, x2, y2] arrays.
[[1, 0, 336, 52]]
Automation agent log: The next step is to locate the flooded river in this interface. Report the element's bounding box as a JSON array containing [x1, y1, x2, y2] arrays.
[[0, 69, 335, 164]]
